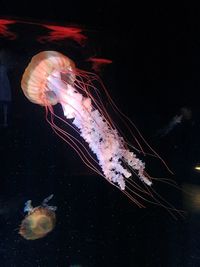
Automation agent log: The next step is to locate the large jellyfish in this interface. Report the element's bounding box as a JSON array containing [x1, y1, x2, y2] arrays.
[[21, 51, 173, 208], [19, 194, 56, 240]]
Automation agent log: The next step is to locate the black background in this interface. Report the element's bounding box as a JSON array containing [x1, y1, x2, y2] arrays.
[[1, 2, 200, 267]]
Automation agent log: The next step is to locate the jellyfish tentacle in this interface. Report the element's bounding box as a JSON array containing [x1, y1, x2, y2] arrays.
[[42, 194, 54, 205]]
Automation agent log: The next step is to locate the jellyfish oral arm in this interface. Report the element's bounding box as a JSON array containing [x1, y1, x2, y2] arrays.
[[47, 72, 84, 119], [42, 194, 54, 205], [42, 194, 57, 211], [24, 200, 33, 213], [47, 71, 152, 189]]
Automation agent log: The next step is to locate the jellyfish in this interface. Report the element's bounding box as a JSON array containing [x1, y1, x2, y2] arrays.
[[87, 57, 112, 72], [21, 51, 176, 209], [19, 194, 56, 240], [0, 19, 17, 40]]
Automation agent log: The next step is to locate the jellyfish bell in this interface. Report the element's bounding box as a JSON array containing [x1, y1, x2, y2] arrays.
[[19, 194, 56, 240], [21, 51, 75, 106], [21, 51, 179, 213]]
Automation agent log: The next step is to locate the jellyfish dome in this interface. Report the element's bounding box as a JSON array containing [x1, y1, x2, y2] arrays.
[[21, 51, 75, 106], [19, 195, 57, 240]]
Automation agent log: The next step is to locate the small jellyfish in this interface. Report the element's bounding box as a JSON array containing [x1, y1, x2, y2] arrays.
[[19, 194, 57, 240]]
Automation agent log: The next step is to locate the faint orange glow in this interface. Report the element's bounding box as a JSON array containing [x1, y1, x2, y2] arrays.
[[183, 183, 200, 213]]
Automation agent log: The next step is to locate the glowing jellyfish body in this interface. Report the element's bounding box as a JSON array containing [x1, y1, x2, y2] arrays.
[[21, 51, 162, 207], [19, 194, 56, 240]]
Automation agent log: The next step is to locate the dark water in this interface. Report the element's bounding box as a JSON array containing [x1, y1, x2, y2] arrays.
[[1, 2, 200, 267]]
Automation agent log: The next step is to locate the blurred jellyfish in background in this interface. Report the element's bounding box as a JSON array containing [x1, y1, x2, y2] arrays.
[[0, 49, 12, 128], [19, 194, 56, 240], [0, 17, 87, 45], [0, 19, 17, 40], [183, 184, 200, 214], [157, 106, 192, 138], [86, 57, 112, 73], [20, 50, 179, 212]]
